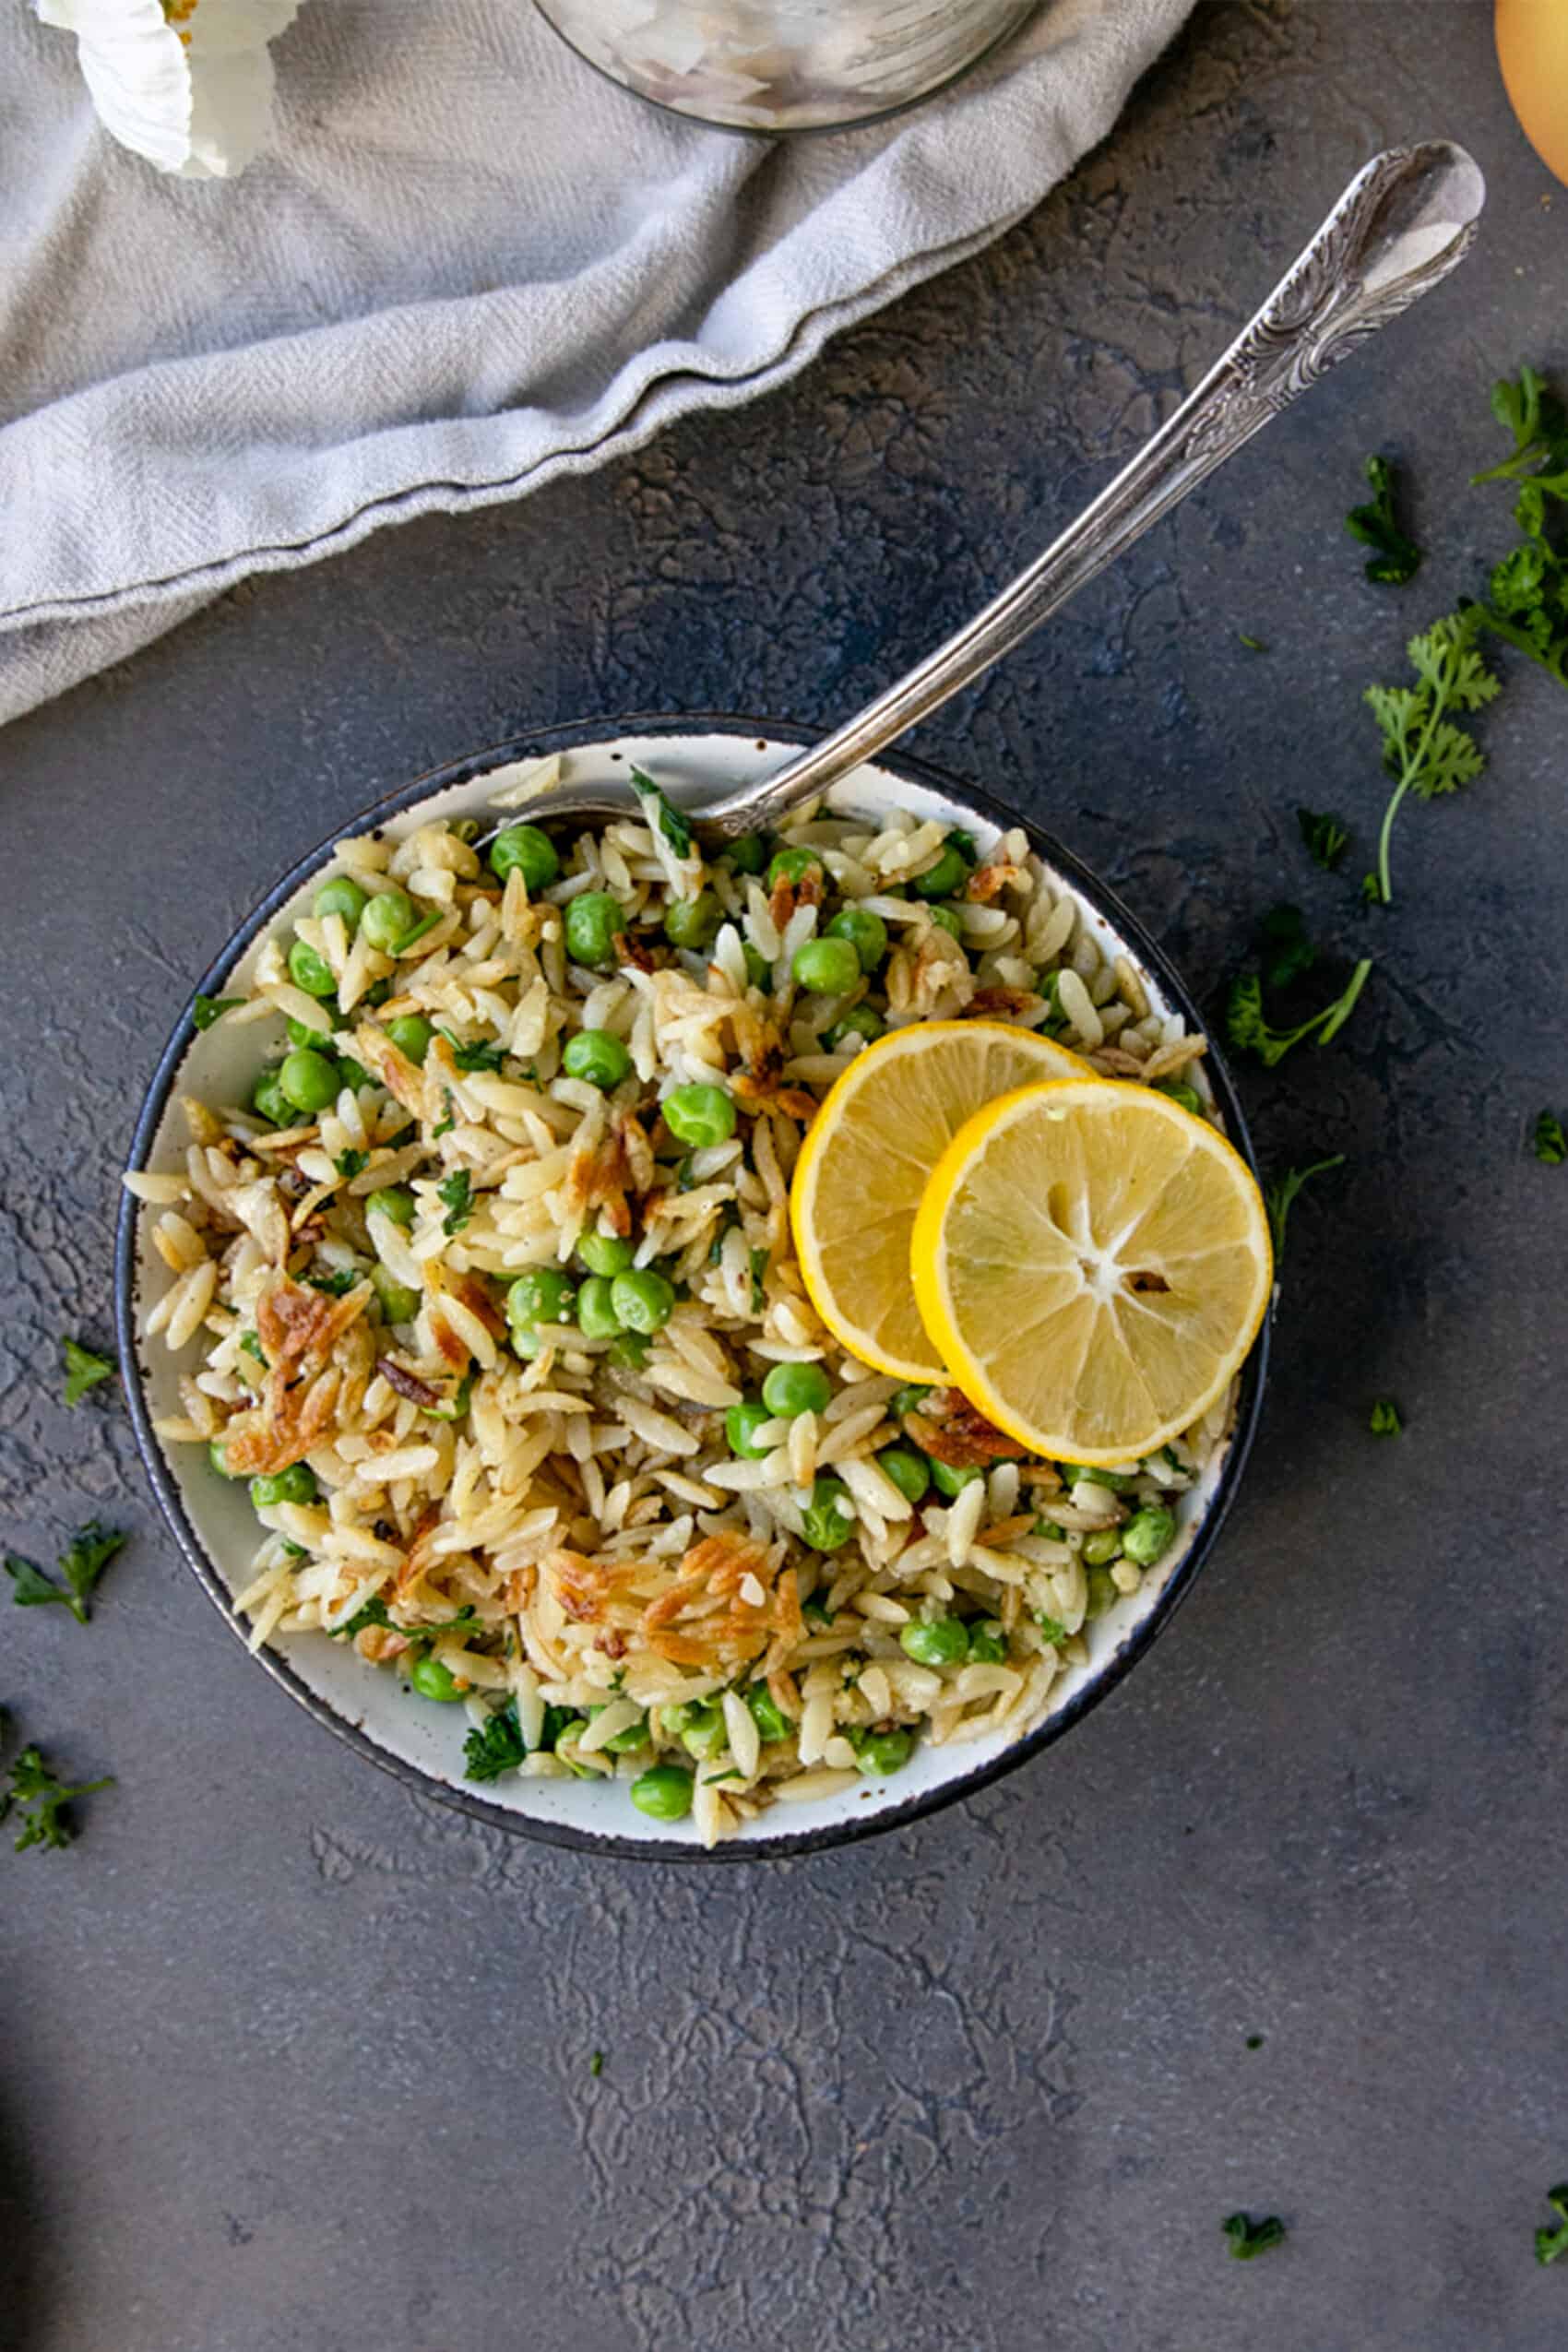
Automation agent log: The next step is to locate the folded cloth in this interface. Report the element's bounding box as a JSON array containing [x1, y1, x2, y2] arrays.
[[0, 0, 1194, 730]]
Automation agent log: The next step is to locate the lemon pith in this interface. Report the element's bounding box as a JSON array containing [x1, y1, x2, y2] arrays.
[[790, 1021, 1093, 1380], [909, 1077, 1272, 1463]]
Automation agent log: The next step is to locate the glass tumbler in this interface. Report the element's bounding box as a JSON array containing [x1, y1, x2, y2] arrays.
[[533, 0, 1039, 132]]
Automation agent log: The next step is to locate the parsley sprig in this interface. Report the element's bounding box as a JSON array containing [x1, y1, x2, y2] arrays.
[[1536, 2184, 1568, 2266], [1345, 454, 1421, 585], [5, 1522, 126, 1625], [1222, 2212, 1287, 2262], [437, 1170, 473, 1235], [1263, 1157, 1345, 1261], [1362, 612, 1500, 907], [2, 1728, 114, 1852], [629, 766, 693, 861], [1535, 1111, 1566, 1166], [1471, 367, 1568, 691], [1227, 965, 1371, 1067]]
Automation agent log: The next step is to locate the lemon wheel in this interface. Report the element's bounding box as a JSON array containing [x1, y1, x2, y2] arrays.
[[909, 1077, 1271, 1462], [790, 1021, 1092, 1381]]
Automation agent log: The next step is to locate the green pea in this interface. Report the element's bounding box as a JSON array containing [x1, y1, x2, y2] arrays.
[[876, 1444, 930, 1505], [662, 891, 722, 953], [825, 1005, 885, 1050], [767, 846, 824, 890], [489, 824, 559, 892], [899, 1616, 968, 1667], [931, 1459, 982, 1499], [371, 1265, 422, 1324], [726, 1398, 773, 1459], [208, 1439, 238, 1479], [507, 1269, 577, 1346], [855, 1728, 913, 1778], [675, 1702, 726, 1760], [801, 1476, 855, 1552], [576, 1230, 636, 1277], [792, 937, 861, 996], [1060, 1463, 1134, 1491], [386, 1015, 434, 1065], [914, 845, 968, 900], [286, 1015, 335, 1049], [362, 978, 393, 1010], [338, 1057, 374, 1093], [631, 1764, 695, 1821], [1121, 1505, 1176, 1566], [611, 1267, 675, 1335], [279, 1048, 340, 1116], [288, 938, 338, 998], [409, 1653, 464, 1704], [742, 944, 773, 991], [564, 891, 624, 970], [563, 1029, 633, 1089], [746, 1684, 790, 1742], [249, 1463, 318, 1510], [761, 1360, 831, 1419], [926, 906, 964, 940], [366, 1185, 416, 1227], [314, 876, 367, 932], [826, 906, 887, 968], [1153, 1078, 1203, 1114], [1082, 1527, 1123, 1566], [361, 889, 417, 955], [587, 1704, 649, 1754], [1084, 1565, 1119, 1620], [663, 1083, 736, 1148], [889, 1384, 932, 1422], [551, 1719, 596, 1776], [576, 1276, 624, 1341], [723, 834, 768, 875], [250, 1068, 292, 1127], [968, 1619, 1008, 1664]]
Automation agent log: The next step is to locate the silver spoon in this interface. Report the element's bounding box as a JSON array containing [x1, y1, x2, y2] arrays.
[[490, 140, 1483, 844]]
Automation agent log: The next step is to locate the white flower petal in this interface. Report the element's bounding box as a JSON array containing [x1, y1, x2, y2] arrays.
[[36, 0, 303, 180]]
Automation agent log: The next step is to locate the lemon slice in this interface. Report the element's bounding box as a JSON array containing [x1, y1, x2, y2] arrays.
[[910, 1077, 1271, 1463], [790, 1021, 1092, 1380]]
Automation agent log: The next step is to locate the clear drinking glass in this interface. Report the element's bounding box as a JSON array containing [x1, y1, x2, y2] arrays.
[[533, 0, 1039, 132]]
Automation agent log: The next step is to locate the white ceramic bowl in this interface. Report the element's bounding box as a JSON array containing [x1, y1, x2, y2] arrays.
[[116, 718, 1269, 1860]]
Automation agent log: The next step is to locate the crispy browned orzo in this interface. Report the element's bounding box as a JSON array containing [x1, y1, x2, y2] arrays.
[[128, 770, 1233, 1843]]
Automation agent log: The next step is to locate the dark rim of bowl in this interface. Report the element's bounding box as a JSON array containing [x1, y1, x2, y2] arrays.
[[114, 712, 1270, 1864]]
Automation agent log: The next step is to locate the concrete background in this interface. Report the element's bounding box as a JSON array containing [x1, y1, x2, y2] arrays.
[[3, 3, 1565, 2346]]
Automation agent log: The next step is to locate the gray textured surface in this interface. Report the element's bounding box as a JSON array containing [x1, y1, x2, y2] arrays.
[[3, 5, 1566, 2347]]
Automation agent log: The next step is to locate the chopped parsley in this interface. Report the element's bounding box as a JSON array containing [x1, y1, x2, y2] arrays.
[[629, 766, 693, 860], [334, 1148, 368, 1181], [1369, 1398, 1403, 1436], [1238, 633, 1268, 652], [239, 1331, 267, 1362], [339, 1595, 481, 1642], [1245, 2034, 1265, 2050], [1362, 612, 1500, 905], [424, 1372, 474, 1422], [1345, 453, 1421, 585], [1297, 807, 1349, 872], [750, 1246, 768, 1313], [63, 1337, 115, 1408], [304, 1266, 362, 1298], [433, 1092, 456, 1139], [1263, 1156, 1345, 1260], [1536, 2184, 1568, 2265], [1227, 964, 1372, 1066], [395, 909, 443, 956], [437, 1170, 473, 1235], [802, 1597, 835, 1628], [589, 2049, 605, 2077], [5, 1522, 125, 1626], [192, 993, 244, 1029], [1034, 1614, 1069, 1645], [2, 1730, 113, 1852], [1534, 1111, 1566, 1166], [437, 1028, 506, 1074], [1222, 2212, 1287, 2262]]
